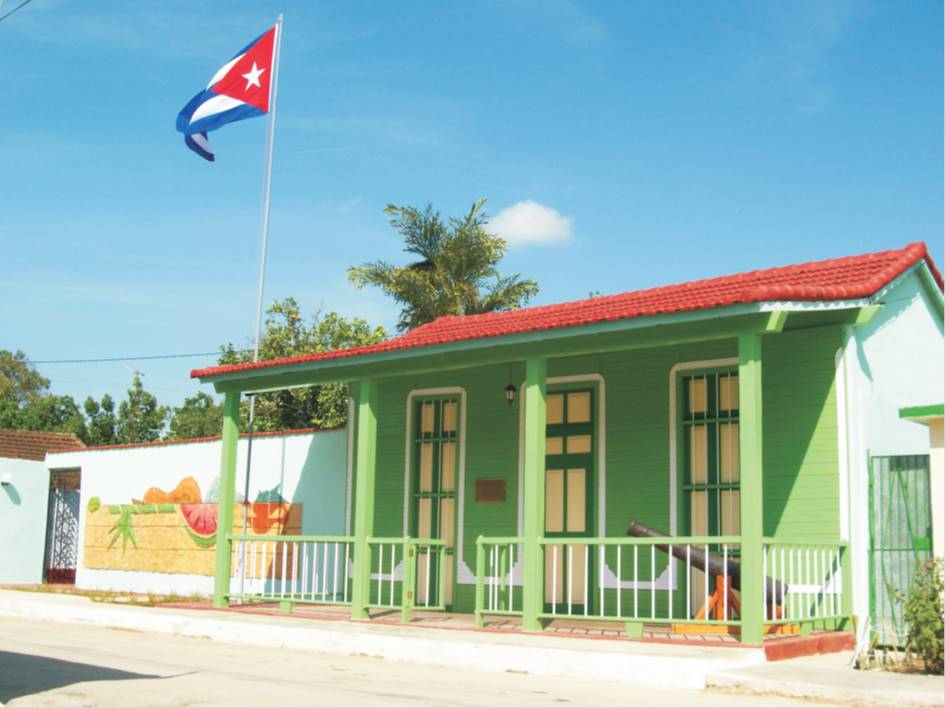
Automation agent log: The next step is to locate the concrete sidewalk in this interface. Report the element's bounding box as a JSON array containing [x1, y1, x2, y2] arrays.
[[0, 589, 764, 691], [707, 651, 944, 708]]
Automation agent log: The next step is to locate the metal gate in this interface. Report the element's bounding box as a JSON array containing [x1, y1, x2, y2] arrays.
[[44, 469, 81, 584], [868, 455, 933, 647]]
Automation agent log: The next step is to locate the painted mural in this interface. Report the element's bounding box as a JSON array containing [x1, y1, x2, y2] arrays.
[[83, 476, 302, 576]]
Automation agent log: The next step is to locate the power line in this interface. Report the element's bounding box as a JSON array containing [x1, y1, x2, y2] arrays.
[[27, 351, 229, 365], [0, 0, 37, 24]]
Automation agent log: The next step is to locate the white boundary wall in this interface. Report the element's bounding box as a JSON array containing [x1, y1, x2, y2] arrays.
[[840, 266, 945, 624], [45, 428, 348, 597]]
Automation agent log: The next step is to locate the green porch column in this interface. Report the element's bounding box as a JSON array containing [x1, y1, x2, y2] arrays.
[[213, 391, 241, 609], [521, 357, 547, 631], [350, 378, 378, 619], [738, 333, 764, 644]]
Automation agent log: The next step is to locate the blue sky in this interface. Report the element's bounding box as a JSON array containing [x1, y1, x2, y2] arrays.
[[2, 0, 942, 410]]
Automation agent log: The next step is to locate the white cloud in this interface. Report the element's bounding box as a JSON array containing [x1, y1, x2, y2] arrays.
[[488, 200, 574, 247]]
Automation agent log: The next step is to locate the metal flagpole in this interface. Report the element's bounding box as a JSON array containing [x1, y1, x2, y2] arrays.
[[239, 13, 284, 600]]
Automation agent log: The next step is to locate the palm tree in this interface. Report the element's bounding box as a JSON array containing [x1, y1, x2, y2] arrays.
[[348, 199, 540, 332]]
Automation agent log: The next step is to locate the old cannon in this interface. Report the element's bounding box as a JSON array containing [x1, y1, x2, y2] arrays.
[[626, 519, 788, 620]]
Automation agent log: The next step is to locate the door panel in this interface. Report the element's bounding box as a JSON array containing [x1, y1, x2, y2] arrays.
[[545, 469, 565, 533]]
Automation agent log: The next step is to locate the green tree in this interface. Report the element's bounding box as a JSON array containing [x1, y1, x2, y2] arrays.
[[219, 298, 386, 431], [168, 392, 223, 440], [84, 394, 117, 446], [348, 199, 540, 332], [0, 394, 87, 440], [0, 349, 50, 405], [115, 374, 168, 443]]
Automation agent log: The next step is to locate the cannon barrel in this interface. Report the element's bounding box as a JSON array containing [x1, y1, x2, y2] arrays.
[[626, 519, 788, 600]]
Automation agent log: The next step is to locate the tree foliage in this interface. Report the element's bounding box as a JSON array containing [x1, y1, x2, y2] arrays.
[[218, 298, 386, 431], [115, 374, 169, 444], [0, 394, 87, 440], [168, 392, 223, 440], [83, 395, 117, 446], [348, 199, 540, 332], [0, 349, 87, 439], [0, 350, 50, 406]]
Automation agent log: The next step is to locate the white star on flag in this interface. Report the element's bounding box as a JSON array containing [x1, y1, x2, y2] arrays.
[[241, 62, 265, 90]]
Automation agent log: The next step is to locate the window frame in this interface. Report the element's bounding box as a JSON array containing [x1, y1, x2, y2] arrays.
[[677, 367, 741, 541]]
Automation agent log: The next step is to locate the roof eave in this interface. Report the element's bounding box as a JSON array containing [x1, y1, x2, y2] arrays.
[[196, 299, 872, 393]]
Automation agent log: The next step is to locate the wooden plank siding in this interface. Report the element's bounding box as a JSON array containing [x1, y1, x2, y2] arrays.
[[761, 327, 842, 540], [363, 329, 842, 613]]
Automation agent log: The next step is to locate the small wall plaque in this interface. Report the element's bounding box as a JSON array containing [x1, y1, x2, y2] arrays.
[[475, 478, 506, 503]]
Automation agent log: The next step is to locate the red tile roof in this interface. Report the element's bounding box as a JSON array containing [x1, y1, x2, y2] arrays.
[[193, 241, 942, 380], [0, 430, 86, 461], [44, 427, 338, 456]]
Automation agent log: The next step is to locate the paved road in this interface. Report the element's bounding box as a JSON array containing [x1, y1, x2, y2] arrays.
[[0, 617, 817, 707]]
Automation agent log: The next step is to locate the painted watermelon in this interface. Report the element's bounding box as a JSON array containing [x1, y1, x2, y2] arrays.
[[181, 503, 218, 548]]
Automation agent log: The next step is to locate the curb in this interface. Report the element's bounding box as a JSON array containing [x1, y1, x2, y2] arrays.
[[0, 592, 766, 691]]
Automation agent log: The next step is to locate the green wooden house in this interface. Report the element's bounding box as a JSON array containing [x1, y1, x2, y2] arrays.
[[192, 242, 944, 645]]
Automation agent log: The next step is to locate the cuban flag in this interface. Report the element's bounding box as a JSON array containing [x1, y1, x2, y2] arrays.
[[176, 24, 278, 161]]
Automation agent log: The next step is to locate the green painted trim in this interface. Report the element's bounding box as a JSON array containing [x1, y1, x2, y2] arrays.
[[228, 594, 350, 607], [914, 262, 945, 317], [764, 310, 789, 333], [762, 538, 848, 548], [202, 307, 866, 394], [212, 391, 240, 609], [401, 536, 415, 623], [852, 305, 881, 325], [625, 621, 645, 638], [521, 357, 547, 632], [537, 535, 742, 546], [228, 533, 355, 544], [350, 379, 378, 619], [899, 404, 944, 422], [475, 536, 487, 626], [279, 600, 294, 614], [738, 333, 764, 645], [207, 315, 769, 393]]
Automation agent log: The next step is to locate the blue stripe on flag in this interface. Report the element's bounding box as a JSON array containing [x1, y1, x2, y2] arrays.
[[184, 132, 215, 162]]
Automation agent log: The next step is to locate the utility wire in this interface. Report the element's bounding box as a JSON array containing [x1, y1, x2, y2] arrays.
[[27, 351, 237, 365], [0, 0, 37, 24]]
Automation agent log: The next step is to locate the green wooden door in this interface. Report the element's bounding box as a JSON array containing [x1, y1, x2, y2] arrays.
[[543, 389, 594, 612], [869, 454, 933, 647], [411, 398, 459, 608]]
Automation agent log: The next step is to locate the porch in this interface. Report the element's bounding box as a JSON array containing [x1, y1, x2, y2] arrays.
[[193, 298, 873, 647], [220, 528, 852, 645]]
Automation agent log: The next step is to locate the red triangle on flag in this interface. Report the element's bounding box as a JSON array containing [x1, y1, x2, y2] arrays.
[[210, 26, 276, 113]]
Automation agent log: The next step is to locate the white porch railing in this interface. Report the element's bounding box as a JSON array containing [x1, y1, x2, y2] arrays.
[[762, 539, 847, 624], [475, 537, 524, 617], [474, 535, 850, 634], [537, 536, 743, 626], [229, 534, 354, 605], [366, 536, 449, 615]]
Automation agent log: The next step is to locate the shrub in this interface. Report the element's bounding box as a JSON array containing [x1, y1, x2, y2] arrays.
[[902, 558, 944, 674]]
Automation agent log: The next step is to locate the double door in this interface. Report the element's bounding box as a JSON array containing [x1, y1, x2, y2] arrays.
[[544, 389, 594, 609]]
